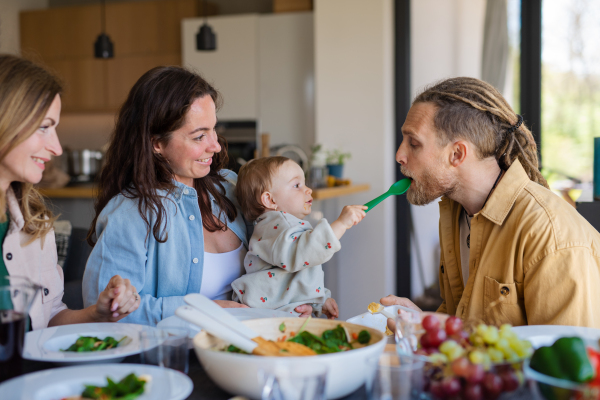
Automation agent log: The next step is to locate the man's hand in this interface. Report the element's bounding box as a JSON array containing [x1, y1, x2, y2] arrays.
[[95, 275, 140, 322], [295, 304, 313, 318], [380, 295, 422, 333], [322, 298, 339, 319], [214, 300, 250, 308]]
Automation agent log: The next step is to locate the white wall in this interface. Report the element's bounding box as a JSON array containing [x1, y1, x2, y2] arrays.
[[0, 0, 48, 54], [409, 0, 486, 297], [314, 0, 395, 319]]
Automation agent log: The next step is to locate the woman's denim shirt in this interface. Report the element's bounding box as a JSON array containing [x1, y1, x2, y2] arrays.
[[82, 170, 249, 326]]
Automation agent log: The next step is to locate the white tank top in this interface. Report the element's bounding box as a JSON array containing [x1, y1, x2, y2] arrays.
[[200, 242, 246, 301]]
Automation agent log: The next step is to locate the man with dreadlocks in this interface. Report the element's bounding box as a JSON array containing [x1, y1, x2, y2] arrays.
[[382, 77, 600, 328]]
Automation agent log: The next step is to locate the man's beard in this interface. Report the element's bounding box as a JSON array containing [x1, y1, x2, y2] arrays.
[[401, 162, 457, 206]]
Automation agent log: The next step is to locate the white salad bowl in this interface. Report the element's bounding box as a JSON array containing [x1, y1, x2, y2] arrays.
[[192, 317, 386, 399]]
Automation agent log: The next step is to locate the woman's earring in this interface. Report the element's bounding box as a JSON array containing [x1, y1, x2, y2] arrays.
[[274, 205, 277, 211]]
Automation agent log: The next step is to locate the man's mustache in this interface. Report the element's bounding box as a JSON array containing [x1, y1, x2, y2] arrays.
[[400, 167, 413, 180]]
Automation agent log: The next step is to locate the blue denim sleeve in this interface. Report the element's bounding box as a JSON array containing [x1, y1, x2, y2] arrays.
[[82, 195, 185, 326]]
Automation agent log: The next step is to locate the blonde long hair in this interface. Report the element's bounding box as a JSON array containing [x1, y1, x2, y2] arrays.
[[0, 55, 62, 243], [414, 77, 549, 189]]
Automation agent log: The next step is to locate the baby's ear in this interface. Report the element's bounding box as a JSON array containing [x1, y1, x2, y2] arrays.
[[261, 191, 277, 210]]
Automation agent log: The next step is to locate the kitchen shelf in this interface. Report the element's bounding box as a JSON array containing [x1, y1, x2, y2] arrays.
[[37, 185, 96, 199], [39, 183, 372, 200], [312, 184, 370, 200]]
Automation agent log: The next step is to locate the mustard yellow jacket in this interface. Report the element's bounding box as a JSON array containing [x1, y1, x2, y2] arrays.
[[437, 159, 600, 328]]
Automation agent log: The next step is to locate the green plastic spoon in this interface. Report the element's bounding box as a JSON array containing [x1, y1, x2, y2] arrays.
[[364, 178, 412, 213]]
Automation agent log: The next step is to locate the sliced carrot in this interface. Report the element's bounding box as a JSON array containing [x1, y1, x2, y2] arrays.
[[351, 332, 358, 340]]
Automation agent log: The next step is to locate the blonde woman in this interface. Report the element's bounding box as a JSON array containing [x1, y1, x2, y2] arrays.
[[0, 54, 140, 330]]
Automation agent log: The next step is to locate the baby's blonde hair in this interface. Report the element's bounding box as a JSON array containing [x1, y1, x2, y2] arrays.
[[235, 156, 290, 221]]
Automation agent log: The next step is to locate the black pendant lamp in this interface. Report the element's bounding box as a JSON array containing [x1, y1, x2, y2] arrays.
[[94, 0, 114, 58], [196, 0, 216, 51]]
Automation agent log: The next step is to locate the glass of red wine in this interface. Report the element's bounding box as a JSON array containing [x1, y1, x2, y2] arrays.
[[0, 276, 41, 383]]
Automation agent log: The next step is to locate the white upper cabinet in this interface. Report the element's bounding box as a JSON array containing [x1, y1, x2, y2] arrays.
[[182, 13, 314, 151], [258, 12, 314, 152], [182, 15, 259, 121]]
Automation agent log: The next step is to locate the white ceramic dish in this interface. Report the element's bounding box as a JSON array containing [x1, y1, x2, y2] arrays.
[[513, 325, 600, 348], [192, 317, 386, 399], [0, 363, 193, 400], [23, 322, 158, 364], [158, 307, 297, 339]]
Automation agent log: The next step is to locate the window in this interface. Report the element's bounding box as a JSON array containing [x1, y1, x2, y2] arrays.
[[541, 0, 600, 195]]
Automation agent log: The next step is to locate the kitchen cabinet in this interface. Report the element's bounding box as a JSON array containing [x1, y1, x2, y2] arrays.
[[182, 15, 259, 121], [43, 58, 107, 111], [21, 5, 102, 60], [106, 53, 180, 109], [182, 12, 314, 152], [20, 0, 197, 113]]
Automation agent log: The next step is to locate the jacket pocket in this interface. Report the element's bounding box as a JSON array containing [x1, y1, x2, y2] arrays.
[[483, 276, 526, 326]]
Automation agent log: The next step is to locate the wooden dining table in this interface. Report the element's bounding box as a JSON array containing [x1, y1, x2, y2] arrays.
[[21, 349, 368, 400]]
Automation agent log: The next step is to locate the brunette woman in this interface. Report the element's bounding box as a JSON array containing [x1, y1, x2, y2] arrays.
[[82, 66, 311, 325]]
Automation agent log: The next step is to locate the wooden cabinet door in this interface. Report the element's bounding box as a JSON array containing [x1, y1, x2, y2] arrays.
[[45, 58, 107, 112], [106, 0, 197, 56], [106, 53, 180, 110], [21, 5, 101, 60]]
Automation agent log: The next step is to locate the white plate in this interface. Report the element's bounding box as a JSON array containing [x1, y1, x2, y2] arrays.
[[513, 325, 600, 349], [23, 322, 159, 364], [158, 307, 296, 339], [0, 363, 193, 400]]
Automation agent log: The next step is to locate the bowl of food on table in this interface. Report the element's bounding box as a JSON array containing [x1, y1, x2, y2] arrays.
[[192, 316, 386, 399]]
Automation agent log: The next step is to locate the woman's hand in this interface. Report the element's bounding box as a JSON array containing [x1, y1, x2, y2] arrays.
[[95, 275, 140, 322], [380, 295, 422, 333], [322, 298, 339, 319], [214, 300, 250, 308], [294, 304, 313, 318]]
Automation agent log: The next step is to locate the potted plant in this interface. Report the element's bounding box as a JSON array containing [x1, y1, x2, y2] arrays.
[[326, 148, 351, 178]]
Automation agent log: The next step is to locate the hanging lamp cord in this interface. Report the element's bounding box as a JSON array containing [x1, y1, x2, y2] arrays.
[[101, 0, 106, 34]]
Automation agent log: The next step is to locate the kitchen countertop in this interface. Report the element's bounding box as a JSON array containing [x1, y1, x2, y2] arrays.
[[38, 184, 371, 200]]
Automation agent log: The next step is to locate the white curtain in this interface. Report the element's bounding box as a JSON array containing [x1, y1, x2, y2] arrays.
[[481, 0, 509, 91]]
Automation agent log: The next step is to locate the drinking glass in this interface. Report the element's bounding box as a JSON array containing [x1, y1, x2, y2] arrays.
[[366, 353, 425, 400], [260, 362, 328, 400], [139, 327, 189, 373], [0, 276, 40, 382], [395, 309, 421, 358]]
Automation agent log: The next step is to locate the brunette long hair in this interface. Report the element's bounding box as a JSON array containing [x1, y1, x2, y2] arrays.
[[0, 55, 62, 244], [414, 77, 549, 189], [87, 66, 237, 246]]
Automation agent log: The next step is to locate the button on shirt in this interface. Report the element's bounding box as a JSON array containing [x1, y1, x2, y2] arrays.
[[82, 170, 249, 326]]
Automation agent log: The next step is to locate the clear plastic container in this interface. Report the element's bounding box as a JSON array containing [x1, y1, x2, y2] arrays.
[[523, 358, 600, 400]]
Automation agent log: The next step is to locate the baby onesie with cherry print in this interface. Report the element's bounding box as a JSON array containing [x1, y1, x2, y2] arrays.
[[231, 210, 340, 316]]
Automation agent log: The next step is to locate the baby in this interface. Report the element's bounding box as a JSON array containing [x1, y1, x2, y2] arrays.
[[231, 156, 366, 318]]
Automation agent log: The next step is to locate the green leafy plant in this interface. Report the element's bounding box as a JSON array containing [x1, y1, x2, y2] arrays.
[[326, 149, 351, 165]]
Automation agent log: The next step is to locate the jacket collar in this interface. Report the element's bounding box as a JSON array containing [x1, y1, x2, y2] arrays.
[[479, 159, 530, 226], [6, 186, 25, 233], [439, 159, 530, 226]]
